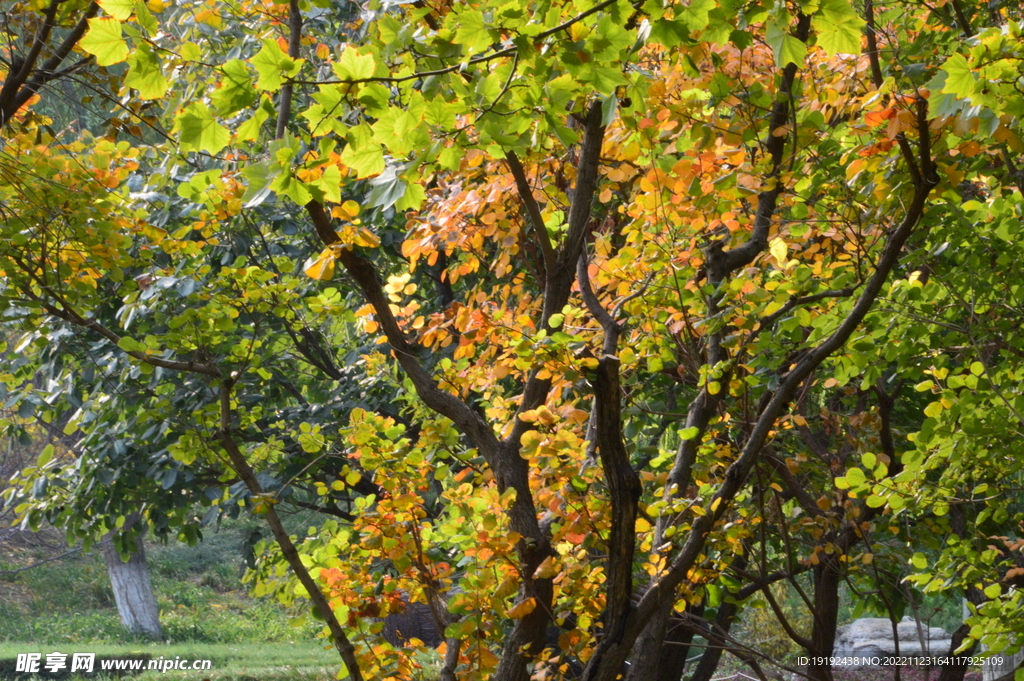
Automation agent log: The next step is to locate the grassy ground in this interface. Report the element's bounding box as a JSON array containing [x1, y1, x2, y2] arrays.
[[0, 642, 340, 680], [0, 519, 354, 680]]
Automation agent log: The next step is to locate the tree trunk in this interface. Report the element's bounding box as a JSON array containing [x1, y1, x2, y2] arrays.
[[624, 597, 676, 681], [806, 555, 842, 681], [102, 519, 162, 640], [686, 600, 741, 681]]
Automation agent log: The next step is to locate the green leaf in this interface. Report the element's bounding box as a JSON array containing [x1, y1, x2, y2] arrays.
[[577, 65, 628, 96], [648, 19, 690, 47], [367, 167, 406, 210], [133, 0, 158, 36], [310, 164, 342, 204], [80, 17, 129, 66], [679, 0, 715, 31], [98, 0, 134, 21], [271, 172, 312, 206], [340, 124, 385, 178], [125, 44, 168, 100], [237, 104, 270, 142], [766, 18, 806, 68], [37, 444, 54, 467], [813, 0, 865, 57], [941, 53, 976, 99], [454, 10, 493, 53], [251, 38, 302, 91], [911, 552, 928, 569], [117, 336, 147, 353], [984, 583, 1002, 599], [211, 60, 257, 115], [680, 426, 700, 440], [177, 102, 230, 154], [844, 467, 867, 487], [332, 46, 375, 81], [241, 162, 279, 207], [970, 361, 985, 376], [395, 182, 426, 211]]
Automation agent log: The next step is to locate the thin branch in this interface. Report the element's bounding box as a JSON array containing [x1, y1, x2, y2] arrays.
[[506, 150, 556, 275], [275, 0, 302, 139], [218, 383, 363, 681], [0, 548, 82, 575]]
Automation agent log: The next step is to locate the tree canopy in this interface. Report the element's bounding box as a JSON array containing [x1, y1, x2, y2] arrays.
[[3, 0, 1024, 679]]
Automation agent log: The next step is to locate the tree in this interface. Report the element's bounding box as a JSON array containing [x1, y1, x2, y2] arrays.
[[101, 514, 163, 639], [4, 0, 1024, 680]]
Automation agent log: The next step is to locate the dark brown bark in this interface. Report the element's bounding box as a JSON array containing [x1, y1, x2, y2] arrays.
[[686, 601, 741, 681], [620, 15, 814, 677], [937, 505, 985, 681], [303, 98, 607, 681], [653, 604, 703, 681], [937, 623, 976, 681], [806, 555, 842, 681], [577, 250, 642, 650], [0, 2, 100, 128], [581, 59, 937, 681]]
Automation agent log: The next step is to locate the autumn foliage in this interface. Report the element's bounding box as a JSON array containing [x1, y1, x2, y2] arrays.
[[4, 0, 1024, 680]]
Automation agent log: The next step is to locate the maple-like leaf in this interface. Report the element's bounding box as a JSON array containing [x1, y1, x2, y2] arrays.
[[125, 45, 168, 100], [80, 17, 129, 66], [177, 102, 230, 154], [813, 0, 866, 56]]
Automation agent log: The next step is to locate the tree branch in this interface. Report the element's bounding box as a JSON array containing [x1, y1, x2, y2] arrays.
[[218, 383, 362, 681], [0, 548, 82, 575], [275, 0, 302, 139], [506, 150, 556, 276]]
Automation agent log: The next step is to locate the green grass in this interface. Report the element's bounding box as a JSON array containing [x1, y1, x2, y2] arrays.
[[0, 518, 441, 680], [0, 519, 318, 646], [0, 642, 342, 680]]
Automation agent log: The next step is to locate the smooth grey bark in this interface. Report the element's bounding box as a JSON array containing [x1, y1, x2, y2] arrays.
[[102, 520, 162, 640]]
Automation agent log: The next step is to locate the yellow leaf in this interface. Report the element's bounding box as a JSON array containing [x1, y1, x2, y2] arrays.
[[353, 227, 380, 247], [304, 249, 336, 280], [340, 199, 361, 218], [769, 237, 788, 266], [507, 597, 537, 619], [533, 556, 558, 579], [494, 575, 519, 599]]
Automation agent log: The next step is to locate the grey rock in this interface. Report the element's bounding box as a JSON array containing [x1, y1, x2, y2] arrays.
[[832, 616, 953, 666]]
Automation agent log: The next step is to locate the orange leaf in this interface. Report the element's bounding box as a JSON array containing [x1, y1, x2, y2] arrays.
[[507, 597, 537, 619], [865, 108, 896, 127]]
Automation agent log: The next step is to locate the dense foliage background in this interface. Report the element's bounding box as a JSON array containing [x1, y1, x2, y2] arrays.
[[2, 0, 1024, 679]]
